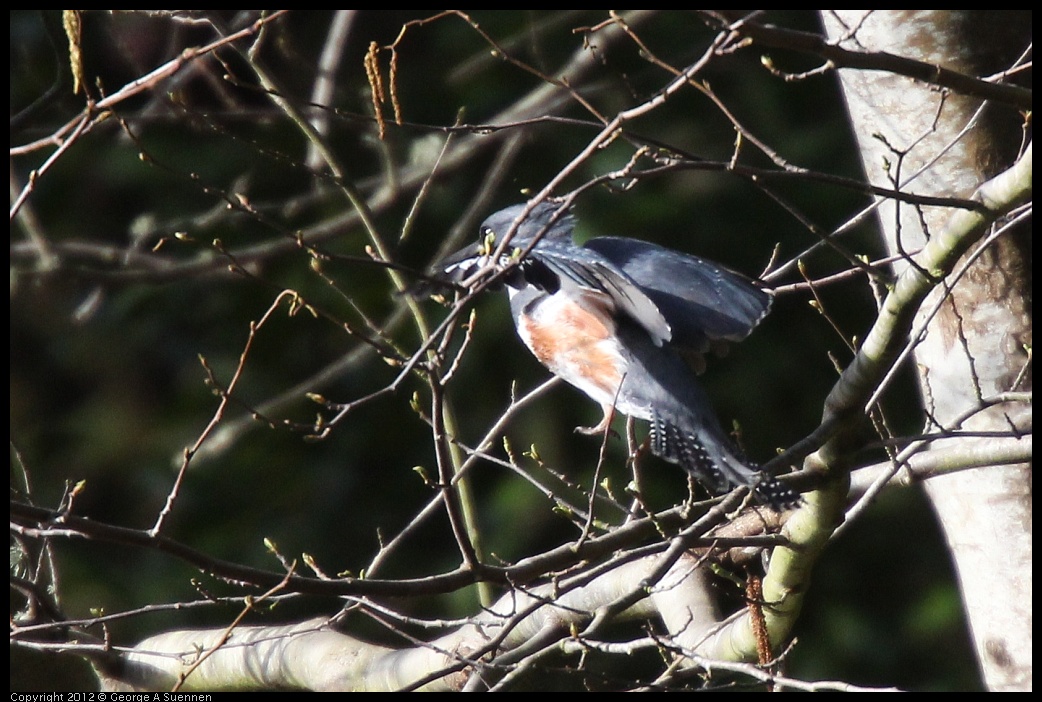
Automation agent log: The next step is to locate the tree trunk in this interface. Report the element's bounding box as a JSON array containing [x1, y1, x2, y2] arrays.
[[821, 10, 1031, 692]]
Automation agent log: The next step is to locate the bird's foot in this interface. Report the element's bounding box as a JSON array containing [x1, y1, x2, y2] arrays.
[[574, 419, 619, 439]]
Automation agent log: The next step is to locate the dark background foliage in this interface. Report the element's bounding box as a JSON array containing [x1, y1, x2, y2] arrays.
[[11, 10, 978, 690]]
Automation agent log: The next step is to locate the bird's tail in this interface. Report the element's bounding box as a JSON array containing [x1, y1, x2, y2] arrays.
[[649, 413, 799, 510]]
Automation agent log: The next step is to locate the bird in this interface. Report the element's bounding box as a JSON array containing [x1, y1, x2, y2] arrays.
[[436, 200, 799, 509]]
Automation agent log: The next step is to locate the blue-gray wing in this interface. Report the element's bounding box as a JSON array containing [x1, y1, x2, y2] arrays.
[[583, 237, 772, 354], [521, 238, 672, 346]]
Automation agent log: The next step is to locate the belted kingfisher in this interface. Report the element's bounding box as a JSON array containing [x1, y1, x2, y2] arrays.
[[437, 201, 798, 509]]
